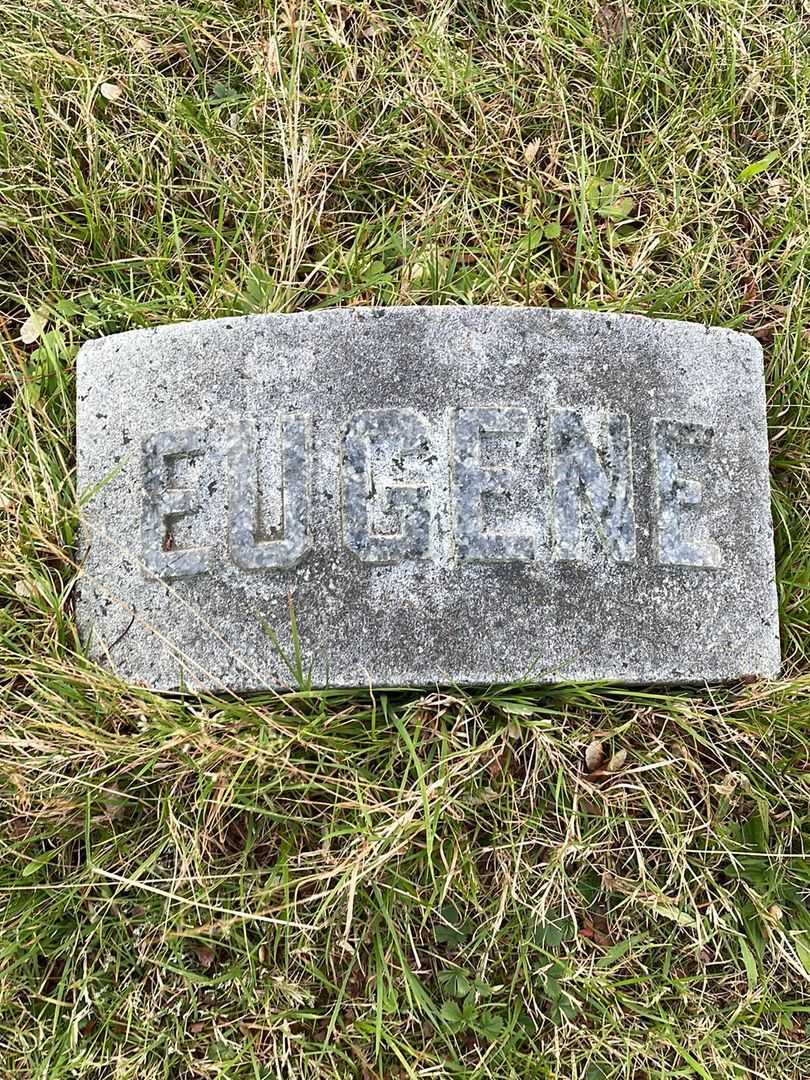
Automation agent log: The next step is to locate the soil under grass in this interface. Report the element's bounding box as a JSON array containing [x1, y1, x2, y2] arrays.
[[1, 2, 809, 1077]]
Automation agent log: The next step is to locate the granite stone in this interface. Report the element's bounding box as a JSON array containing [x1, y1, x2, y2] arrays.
[[75, 306, 780, 691]]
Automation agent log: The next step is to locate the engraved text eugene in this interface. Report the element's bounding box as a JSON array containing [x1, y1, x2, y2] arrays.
[[140, 407, 721, 579]]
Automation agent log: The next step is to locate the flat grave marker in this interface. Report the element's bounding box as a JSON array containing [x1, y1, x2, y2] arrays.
[[76, 306, 780, 690]]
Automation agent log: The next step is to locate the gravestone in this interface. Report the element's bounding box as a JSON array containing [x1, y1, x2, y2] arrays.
[[76, 306, 780, 690]]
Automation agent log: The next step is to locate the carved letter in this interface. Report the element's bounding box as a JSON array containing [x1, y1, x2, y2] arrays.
[[653, 419, 721, 568], [227, 416, 311, 570], [550, 409, 635, 562], [452, 407, 533, 561], [141, 427, 212, 580], [342, 409, 431, 563]]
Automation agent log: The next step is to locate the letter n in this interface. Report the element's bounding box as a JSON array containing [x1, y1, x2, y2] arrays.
[[550, 408, 636, 562]]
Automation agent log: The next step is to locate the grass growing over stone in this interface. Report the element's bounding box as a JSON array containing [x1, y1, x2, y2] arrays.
[[1, 0, 809, 1076]]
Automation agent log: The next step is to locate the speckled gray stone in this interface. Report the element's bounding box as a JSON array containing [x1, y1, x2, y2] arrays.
[[75, 306, 780, 691]]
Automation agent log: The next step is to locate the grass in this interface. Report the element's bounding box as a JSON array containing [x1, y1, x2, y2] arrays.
[[1, 0, 809, 1076]]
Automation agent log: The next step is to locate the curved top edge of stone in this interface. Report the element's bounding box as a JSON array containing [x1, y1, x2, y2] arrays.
[[76, 305, 763, 357]]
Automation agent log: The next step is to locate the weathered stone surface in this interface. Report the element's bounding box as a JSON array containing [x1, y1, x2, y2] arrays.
[[75, 306, 780, 691]]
